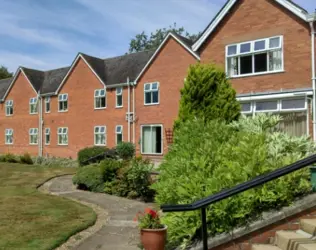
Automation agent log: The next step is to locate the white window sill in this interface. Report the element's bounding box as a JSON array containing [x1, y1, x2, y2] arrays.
[[141, 152, 163, 156], [95, 144, 106, 146], [30, 113, 38, 115], [144, 103, 159, 106], [115, 106, 123, 109], [58, 144, 68, 146], [58, 110, 68, 113], [29, 143, 38, 145], [5, 114, 13, 117], [94, 107, 106, 110], [45, 111, 51, 114], [45, 143, 50, 145], [5, 143, 13, 145], [229, 70, 285, 79]]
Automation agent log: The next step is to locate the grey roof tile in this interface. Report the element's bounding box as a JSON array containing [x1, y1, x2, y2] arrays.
[[0, 77, 13, 100], [41, 66, 70, 94], [21, 67, 44, 92]]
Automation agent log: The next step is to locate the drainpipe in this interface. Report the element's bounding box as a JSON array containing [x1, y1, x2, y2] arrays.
[[127, 77, 130, 142], [133, 83, 135, 144], [38, 92, 43, 157], [309, 19, 316, 140]]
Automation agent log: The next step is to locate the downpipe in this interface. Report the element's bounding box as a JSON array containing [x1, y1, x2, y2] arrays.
[[309, 21, 316, 141]]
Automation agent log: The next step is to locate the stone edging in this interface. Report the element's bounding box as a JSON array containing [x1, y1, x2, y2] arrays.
[[190, 192, 316, 250], [38, 175, 109, 250]]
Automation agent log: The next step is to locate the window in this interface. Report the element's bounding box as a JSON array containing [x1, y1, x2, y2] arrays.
[[94, 126, 106, 146], [5, 100, 13, 116], [255, 100, 278, 112], [58, 127, 68, 145], [226, 36, 283, 77], [5, 129, 13, 144], [45, 97, 51, 113], [45, 128, 50, 145], [144, 82, 159, 105], [58, 94, 68, 112], [116, 125, 123, 145], [141, 125, 162, 154], [29, 128, 38, 145], [116, 87, 123, 107], [29, 97, 38, 114], [94, 89, 106, 109]]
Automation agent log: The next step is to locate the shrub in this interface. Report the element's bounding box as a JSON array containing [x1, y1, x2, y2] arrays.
[[116, 142, 135, 160], [153, 116, 314, 248], [78, 146, 108, 166], [33, 156, 78, 168], [4, 153, 18, 163], [99, 159, 122, 182], [72, 165, 105, 192], [19, 153, 33, 165]]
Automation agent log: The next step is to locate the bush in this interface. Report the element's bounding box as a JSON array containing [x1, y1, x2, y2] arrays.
[[3, 153, 18, 163], [78, 146, 108, 166], [153, 116, 314, 248], [72, 165, 105, 192], [116, 142, 135, 160], [33, 156, 78, 168], [19, 153, 33, 165], [99, 159, 122, 182]]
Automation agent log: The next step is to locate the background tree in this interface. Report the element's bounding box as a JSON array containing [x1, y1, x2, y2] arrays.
[[0, 66, 13, 80], [177, 63, 241, 125], [128, 23, 199, 53]]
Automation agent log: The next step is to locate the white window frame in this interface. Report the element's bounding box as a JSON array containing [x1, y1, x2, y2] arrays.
[[115, 125, 123, 145], [140, 124, 163, 155], [45, 128, 50, 145], [94, 89, 106, 109], [57, 127, 68, 145], [5, 100, 13, 116], [116, 87, 123, 108], [225, 36, 284, 78], [5, 129, 13, 145], [94, 126, 106, 146], [58, 94, 68, 112], [144, 82, 160, 105], [45, 97, 51, 113], [29, 128, 38, 145], [29, 97, 38, 114]]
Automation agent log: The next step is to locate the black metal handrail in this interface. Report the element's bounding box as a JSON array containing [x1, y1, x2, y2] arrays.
[[161, 153, 316, 250]]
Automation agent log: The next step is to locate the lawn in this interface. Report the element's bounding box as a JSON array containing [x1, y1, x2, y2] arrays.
[[0, 163, 96, 250]]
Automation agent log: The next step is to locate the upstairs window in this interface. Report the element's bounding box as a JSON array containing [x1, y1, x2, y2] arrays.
[[5, 129, 13, 144], [30, 97, 38, 114], [116, 87, 123, 107], [58, 94, 68, 112], [94, 126, 106, 146], [45, 128, 50, 145], [226, 36, 283, 77], [95, 89, 106, 109], [115, 125, 123, 145], [45, 97, 51, 113], [144, 82, 159, 105], [29, 128, 38, 145], [58, 127, 68, 145], [5, 100, 13, 116]]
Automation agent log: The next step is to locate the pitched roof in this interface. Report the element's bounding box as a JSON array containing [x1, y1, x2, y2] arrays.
[[21, 67, 44, 92], [81, 53, 107, 83], [192, 0, 309, 51], [0, 77, 13, 100], [41, 66, 70, 94]]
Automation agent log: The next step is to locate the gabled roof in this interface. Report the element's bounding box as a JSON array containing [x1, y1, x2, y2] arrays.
[[192, 0, 309, 51], [134, 32, 200, 83], [41, 66, 70, 94], [0, 77, 13, 101], [21, 67, 44, 92]]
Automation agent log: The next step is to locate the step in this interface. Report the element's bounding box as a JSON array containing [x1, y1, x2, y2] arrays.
[[252, 244, 282, 250], [298, 244, 316, 250], [300, 219, 316, 236], [275, 231, 312, 250]]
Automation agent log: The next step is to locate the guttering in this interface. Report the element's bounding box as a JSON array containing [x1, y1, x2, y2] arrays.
[[40, 92, 55, 97], [237, 90, 313, 102], [309, 18, 316, 141]]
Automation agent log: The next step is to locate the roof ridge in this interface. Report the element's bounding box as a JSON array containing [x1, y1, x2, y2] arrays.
[[103, 50, 155, 61]]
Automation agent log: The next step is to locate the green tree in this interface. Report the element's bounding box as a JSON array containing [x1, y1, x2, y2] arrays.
[[128, 23, 199, 53], [0, 66, 13, 80], [177, 63, 241, 125]]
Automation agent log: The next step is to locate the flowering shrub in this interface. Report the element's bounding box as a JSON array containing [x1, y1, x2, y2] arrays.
[[135, 208, 164, 229]]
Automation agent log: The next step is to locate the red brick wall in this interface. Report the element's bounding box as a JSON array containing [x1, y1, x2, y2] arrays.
[[42, 58, 129, 159], [0, 71, 39, 156], [199, 0, 313, 94], [135, 37, 197, 156], [211, 206, 316, 250]]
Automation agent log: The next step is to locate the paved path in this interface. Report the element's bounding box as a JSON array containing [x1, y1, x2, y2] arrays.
[[41, 175, 150, 250]]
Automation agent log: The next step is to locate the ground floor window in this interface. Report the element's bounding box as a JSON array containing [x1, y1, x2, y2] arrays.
[[29, 128, 38, 145], [116, 125, 123, 145], [141, 125, 162, 154], [94, 126, 106, 146], [45, 128, 50, 145], [5, 129, 13, 144], [240, 97, 308, 137], [58, 127, 68, 145]]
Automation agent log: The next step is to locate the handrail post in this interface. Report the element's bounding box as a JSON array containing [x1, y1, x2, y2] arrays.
[[201, 207, 208, 250]]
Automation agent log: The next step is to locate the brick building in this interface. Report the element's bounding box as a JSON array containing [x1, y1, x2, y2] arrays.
[[0, 0, 315, 159]]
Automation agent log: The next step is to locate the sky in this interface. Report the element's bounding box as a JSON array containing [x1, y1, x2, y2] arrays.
[[0, 0, 315, 73]]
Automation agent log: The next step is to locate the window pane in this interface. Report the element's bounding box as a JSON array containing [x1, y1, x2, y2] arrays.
[[100, 90, 105, 96], [142, 127, 152, 153], [116, 87, 122, 95], [117, 95, 123, 106], [269, 50, 282, 71], [254, 53, 268, 73], [227, 57, 238, 76], [116, 126, 122, 133], [241, 103, 251, 112], [117, 134, 123, 144], [152, 83, 158, 90], [240, 55, 252, 74], [254, 40, 266, 51], [269, 37, 280, 48], [256, 101, 278, 111], [227, 45, 237, 55], [240, 43, 251, 53], [152, 91, 159, 103], [95, 127, 99, 133], [145, 92, 151, 104], [281, 99, 305, 110], [144, 84, 150, 91], [154, 126, 162, 154]]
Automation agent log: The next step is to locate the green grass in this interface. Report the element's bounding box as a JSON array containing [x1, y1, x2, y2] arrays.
[[0, 163, 96, 250]]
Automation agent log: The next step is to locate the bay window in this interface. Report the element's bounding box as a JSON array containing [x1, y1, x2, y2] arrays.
[[141, 125, 162, 154], [226, 36, 283, 77]]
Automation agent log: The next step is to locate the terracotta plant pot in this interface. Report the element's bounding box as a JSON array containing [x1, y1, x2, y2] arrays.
[[140, 226, 167, 250]]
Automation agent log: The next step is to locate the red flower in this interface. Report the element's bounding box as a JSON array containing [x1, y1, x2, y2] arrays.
[[144, 208, 158, 218]]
